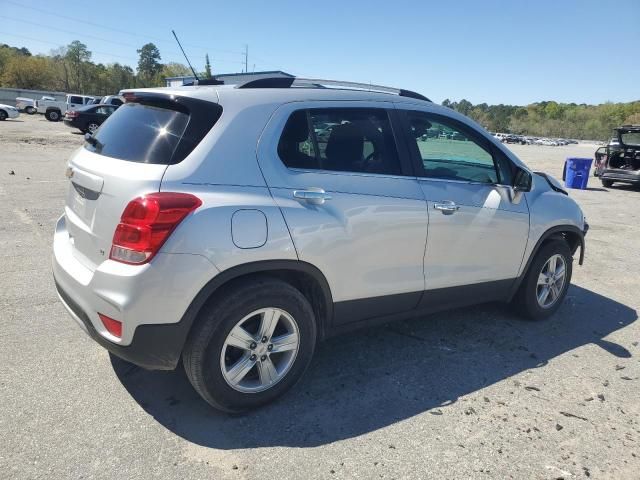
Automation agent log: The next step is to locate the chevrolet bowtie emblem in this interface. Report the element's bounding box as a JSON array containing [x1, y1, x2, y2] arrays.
[[65, 167, 74, 179]]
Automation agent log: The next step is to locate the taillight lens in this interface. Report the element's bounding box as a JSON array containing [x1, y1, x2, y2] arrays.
[[110, 192, 201, 265]]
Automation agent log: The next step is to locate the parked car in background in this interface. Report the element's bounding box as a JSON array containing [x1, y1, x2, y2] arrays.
[[599, 125, 640, 188], [88, 95, 125, 106], [53, 78, 588, 412], [16, 96, 55, 114], [37, 94, 96, 121], [0, 103, 20, 120], [503, 134, 525, 144], [494, 132, 506, 141], [63, 104, 119, 133]]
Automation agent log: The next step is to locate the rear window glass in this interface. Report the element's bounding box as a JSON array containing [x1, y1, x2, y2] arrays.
[[620, 131, 640, 146], [85, 102, 190, 164]]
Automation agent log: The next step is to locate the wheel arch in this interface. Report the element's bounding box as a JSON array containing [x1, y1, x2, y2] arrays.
[[180, 260, 333, 347], [508, 224, 585, 301]]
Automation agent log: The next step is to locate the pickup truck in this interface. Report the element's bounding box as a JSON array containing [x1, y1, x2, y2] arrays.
[[16, 96, 55, 114], [36, 94, 96, 121]]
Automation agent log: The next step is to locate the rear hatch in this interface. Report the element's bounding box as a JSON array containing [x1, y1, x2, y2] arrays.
[[64, 92, 222, 270], [605, 127, 640, 173]]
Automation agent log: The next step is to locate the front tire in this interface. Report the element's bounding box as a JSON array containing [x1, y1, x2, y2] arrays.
[[513, 240, 573, 321], [601, 179, 613, 188], [0, 110, 7, 121], [183, 278, 317, 412]]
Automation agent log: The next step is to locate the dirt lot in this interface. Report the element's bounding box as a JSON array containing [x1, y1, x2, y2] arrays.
[[1, 113, 639, 479]]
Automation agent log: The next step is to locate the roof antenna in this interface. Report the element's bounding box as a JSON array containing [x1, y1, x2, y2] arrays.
[[172, 30, 199, 83], [171, 30, 223, 86]]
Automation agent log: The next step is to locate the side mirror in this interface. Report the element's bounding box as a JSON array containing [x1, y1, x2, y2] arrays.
[[513, 167, 532, 192]]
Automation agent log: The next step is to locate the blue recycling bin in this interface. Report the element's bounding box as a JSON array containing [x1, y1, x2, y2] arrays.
[[564, 157, 593, 189]]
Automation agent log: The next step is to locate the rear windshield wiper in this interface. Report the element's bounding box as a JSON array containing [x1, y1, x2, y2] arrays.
[[84, 134, 103, 151]]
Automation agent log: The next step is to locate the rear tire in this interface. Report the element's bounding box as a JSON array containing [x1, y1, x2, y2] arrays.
[[25, 106, 36, 115], [601, 179, 613, 188], [183, 278, 317, 412], [0, 110, 7, 121], [513, 240, 573, 321], [45, 110, 61, 122], [86, 122, 99, 134]]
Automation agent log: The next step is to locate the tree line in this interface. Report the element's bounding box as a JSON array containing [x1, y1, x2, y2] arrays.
[[442, 98, 640, 141], [0, 41, 212, 96], [2, 41, 638, 140]]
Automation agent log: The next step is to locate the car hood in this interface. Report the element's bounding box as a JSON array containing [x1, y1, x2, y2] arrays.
[[534, 172, 568, 195]]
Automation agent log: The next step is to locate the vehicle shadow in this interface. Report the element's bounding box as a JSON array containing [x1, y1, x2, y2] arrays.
[[111, 284, 636, 449]]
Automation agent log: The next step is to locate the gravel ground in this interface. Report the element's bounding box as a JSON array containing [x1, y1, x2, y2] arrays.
[[1, 113, 639, 479]]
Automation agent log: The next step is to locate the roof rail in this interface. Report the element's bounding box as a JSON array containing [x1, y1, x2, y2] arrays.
[[237, 76, 431, 102]]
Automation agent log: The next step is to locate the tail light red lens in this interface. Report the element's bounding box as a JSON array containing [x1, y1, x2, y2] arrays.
[[110, 192, 202, 265], [98, 313, 122, 338]]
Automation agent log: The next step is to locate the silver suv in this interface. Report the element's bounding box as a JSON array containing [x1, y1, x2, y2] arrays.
[[52, 78, 588, 412]]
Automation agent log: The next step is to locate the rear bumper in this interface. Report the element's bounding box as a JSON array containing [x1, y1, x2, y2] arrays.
[[63, 119, 80, 129], [601, 169, 640, 184], [54, 280, 188, 369], [52, 214, 218, 369]]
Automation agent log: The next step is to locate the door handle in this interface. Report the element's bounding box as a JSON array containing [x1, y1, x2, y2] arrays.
[[293, 189, 332, 205], [433, 201, 459, 215]]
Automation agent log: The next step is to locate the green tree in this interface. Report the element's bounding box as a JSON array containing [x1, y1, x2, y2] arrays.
[[456, 99, 473, 116], [161, 62, 191, 79], [204, 53, 212, 79], [136, 43, 162, 86], [65, 40, 91, 92], [1, 55, 54, 89]]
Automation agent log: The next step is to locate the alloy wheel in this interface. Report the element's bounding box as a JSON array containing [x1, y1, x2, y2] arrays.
[[536, 254, 567, 308], [220, 308, 300, 393]]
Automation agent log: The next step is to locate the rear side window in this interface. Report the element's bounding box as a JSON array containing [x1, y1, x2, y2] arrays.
[[278, 108, 401, 175], [85, 95, 222, 164], [69, 96, 83, 104]]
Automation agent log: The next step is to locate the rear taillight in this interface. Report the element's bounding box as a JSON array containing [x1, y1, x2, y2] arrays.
[[98, 313, 122, 337], [109, 192, 201, 265], [66, 110, 78, 118]]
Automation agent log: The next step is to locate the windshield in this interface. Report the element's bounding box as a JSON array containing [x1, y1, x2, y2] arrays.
[[620, 131, 640, 146]]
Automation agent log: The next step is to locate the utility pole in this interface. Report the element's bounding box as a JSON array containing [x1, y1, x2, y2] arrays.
[[244, 44, 248, 73]]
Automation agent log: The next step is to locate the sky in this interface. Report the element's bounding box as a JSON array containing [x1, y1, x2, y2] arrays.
[[1, 0, 639, 105]]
